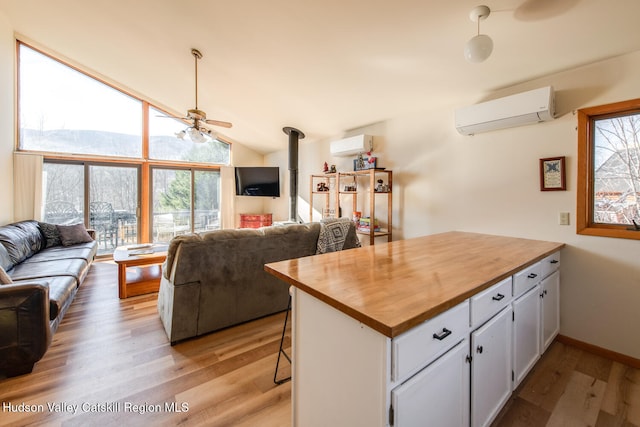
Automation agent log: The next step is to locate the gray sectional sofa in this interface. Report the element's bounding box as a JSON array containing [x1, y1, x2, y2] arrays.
[[157, 219, 360, 344], [0, 220, 97, 378]]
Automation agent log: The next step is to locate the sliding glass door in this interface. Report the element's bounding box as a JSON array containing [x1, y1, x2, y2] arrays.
[[42, 161, 140, 256], [151, 167, 220, 243]]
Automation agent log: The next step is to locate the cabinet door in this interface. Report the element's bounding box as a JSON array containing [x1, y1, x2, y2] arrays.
[[391, 339, 469, 427], [541, 270, 560, 351], [471, 306, 512, 427], [513, 284, 541, 388]]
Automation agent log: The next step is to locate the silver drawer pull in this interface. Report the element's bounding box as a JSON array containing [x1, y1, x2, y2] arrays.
[[432, 328, 452, 341], [492, 293, 505, 301]]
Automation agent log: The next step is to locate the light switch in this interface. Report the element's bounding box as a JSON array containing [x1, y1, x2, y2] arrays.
[[559, 212, 570, 225]]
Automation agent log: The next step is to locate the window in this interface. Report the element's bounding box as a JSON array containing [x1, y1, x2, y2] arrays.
[[19, 44, 143, 157], [43, 161, 140, 256], [151, 168, 220, 242], [18, 41, 230, 253], [149, 107, 230, 164], [577, 98, 640, 239]]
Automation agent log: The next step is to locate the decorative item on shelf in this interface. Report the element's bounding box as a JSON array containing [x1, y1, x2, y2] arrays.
[[343, 184, 357, 192], [323, 162, 329, 173], [357, 216, 380, 232], [329, 164, 337, 173], [376, 179, 384, 192], [540, 156, 566, 191], [317, 182, 329, 192], [354, 153, 377, 171], [323, 208, 336, 219], [352, 211, 362, 223]]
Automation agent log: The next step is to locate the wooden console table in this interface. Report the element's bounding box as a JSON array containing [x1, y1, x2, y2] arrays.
[[113, 244, 168, 299]]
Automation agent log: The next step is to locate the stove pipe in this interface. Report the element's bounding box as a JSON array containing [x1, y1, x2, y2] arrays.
[[283, 126, 305, 223]]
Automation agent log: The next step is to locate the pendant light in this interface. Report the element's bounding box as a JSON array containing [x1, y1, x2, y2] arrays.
[[464, 5, 493, 63]]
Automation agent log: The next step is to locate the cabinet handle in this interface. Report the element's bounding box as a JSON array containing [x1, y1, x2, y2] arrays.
[[527, 273, 538, 279], [544, 290, 548, 296], [492, 293, 505, 301], [432, 328, 452, 341], [476, 345, 483, 354], [550, 259, 559, 264]]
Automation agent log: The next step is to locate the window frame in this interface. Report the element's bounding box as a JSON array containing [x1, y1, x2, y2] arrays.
[[16, 40, 231, 245], [577, 98, 640, 240]]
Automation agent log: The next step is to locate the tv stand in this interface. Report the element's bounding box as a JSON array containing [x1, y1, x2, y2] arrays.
[[239, 213, 272, 228]]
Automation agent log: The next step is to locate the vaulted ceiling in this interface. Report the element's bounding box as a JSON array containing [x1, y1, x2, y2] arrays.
[[2, 0, 640, 153]]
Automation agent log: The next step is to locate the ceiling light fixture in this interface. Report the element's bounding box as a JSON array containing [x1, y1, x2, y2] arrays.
[[164, 48, 232, 143], [464, 5, 493, 63]]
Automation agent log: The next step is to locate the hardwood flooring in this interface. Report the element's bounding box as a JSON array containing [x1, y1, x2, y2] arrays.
[[0, 262, 291, 427], [1, 262, 639, 426], [493, 340, 640, 427]]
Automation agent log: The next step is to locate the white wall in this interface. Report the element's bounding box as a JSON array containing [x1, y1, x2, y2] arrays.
[[267, 50, 640, 360], [0, 11, 14, 224], [230, 138, 273, 227]]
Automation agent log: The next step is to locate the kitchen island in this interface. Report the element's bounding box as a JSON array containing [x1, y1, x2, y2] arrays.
[[265, 231, 564, 426]]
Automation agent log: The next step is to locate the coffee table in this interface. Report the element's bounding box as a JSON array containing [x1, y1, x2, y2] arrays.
[[113, 244, 168, 299]]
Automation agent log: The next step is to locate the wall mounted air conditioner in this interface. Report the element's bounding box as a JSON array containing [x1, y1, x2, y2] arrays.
[[454, 86, 555, 136], [330, 134, 373, 156]]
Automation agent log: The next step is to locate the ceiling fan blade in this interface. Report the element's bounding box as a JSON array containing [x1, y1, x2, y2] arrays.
[[157, 114, 190, 121], [205, 119, 233, 128]]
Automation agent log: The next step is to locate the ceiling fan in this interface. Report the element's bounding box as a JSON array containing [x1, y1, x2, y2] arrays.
[[170, 48, 232, 143]]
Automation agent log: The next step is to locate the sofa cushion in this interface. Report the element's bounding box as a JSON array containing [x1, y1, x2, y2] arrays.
[[45, 276, 77, 320], [57, 223, 93, 246], [23, 242, 97, 264], [0, 221, 44, 265], [7, 258, 89, 283], [38, 222, 62, 248]]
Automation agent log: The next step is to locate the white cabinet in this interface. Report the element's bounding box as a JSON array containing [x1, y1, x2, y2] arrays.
[[392, 300, 469, 382], [288, 248, 562, 427], [391, 339, 469, 427], [512, 284, 541, 387], [541, 270, 560, 351], [470, 306, 513, 427]]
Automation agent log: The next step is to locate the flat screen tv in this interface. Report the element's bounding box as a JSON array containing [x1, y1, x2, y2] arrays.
[[235, 166, 280, 197]]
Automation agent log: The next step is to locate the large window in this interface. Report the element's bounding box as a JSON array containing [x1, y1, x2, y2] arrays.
[[19, 44, 143, 157], [43, 161, 140, 256], [151, 168, 220, 242], [577, 98, 640, 239], [149, 107, 230, 164], [18, 41, 229, 254]]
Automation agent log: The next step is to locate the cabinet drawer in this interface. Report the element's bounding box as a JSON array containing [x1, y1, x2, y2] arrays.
[[513, 261, 542, 298], [392, 300, 469, 382], [470, 277, 512, 328], [540, 251, 561, 279]]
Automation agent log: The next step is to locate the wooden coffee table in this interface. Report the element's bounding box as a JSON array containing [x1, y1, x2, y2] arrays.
[[113, 244, 168, 299]]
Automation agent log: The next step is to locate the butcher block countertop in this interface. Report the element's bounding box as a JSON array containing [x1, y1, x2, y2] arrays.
[[265, 231, 564, 338]]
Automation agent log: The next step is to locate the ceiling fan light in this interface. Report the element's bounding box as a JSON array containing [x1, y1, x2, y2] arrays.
[[175, 130, 186, 140], [465, 34, 493, 63], [187, 127, 208, 143]]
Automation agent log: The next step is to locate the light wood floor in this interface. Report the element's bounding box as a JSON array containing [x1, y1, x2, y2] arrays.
[[0, 262, 291, 427], [1, 262, 638, 426]]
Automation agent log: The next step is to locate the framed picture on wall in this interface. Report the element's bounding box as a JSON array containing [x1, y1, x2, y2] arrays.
[[540, 156, 566, 191]]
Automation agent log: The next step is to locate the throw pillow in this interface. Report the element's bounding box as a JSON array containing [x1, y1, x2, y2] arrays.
[[0, 265, 12, 284], [38, 222, 62, 248], [316, 218, 353, 254], [56, 223, 93, 246]]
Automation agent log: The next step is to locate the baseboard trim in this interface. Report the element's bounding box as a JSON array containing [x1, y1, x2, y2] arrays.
[[556, 334, 640, 369]]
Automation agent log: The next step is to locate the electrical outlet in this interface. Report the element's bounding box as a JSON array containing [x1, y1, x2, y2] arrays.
[[559, 212, 570, 225]]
